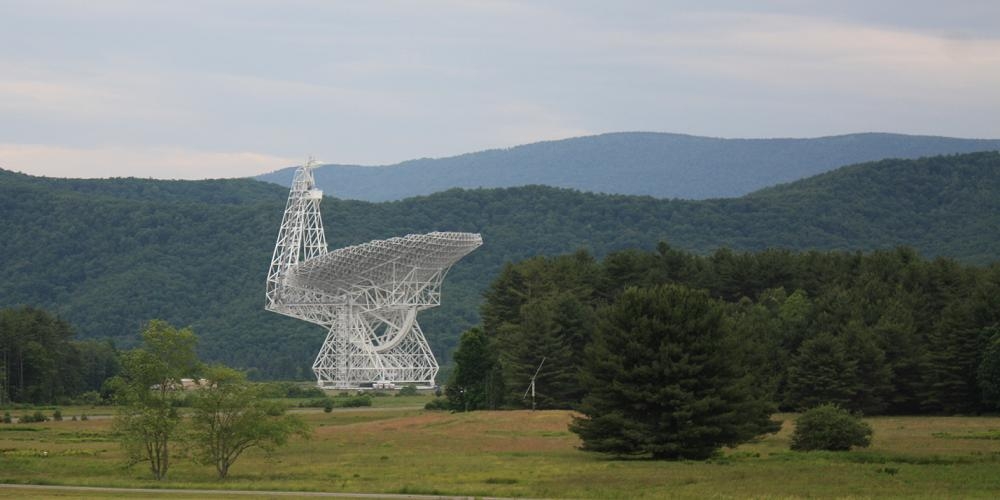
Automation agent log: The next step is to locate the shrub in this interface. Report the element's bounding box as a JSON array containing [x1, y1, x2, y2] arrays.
[[791, 404, 873, 451], [424, 398, 449, 411], [2, 412, 11, 424], [323, 400, 334, 413], [338, 396, 372, 408], [76, 390, 103, 406], [396, 384, 419, 397], [299, 397, 334, 408], [52, 409, 62, 421], [20, 411, 48, 423]]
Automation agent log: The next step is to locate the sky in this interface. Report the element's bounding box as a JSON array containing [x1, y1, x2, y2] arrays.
[[1, 0, 999, 179]]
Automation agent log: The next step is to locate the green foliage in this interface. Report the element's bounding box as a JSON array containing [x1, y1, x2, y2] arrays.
[[188, 365, 309, 478], [784, 332, 858, 410], [446, 327, 503, 411], [338, 395, 373, 408], [424, 398, 449, 411], [3, 152, 1000, 383], [397, 384, 418, 397], [977, 328, 1000, 410], [469, 240, 1000, 415], [111, 320, 202, 480], [2, 412, 10, 423], [258, 381, 326, 399], [0, 307, 117, 404], [570, 285, 780, 460], [298, 397, 334, 408], [19, 411, 47, 423], [791, 404, 873, 451], [52, 409, 62, 421]]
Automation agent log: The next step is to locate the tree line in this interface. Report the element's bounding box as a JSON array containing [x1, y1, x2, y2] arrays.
[[0, 306, 119, 405], [0, 312, 307, 479], [446, 243, 1000, 416], [2, 151, 999, 380]]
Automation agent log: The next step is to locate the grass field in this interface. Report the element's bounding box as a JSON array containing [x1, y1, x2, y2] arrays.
[[2, 398, 1000, 498]]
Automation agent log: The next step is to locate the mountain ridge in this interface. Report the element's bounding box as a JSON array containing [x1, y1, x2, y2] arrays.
[[257, 132, 1000, 201], [2, 151, 999, 379]]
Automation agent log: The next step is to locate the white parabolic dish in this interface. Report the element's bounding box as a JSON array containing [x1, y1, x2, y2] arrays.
[[265, 161, 482, 389]]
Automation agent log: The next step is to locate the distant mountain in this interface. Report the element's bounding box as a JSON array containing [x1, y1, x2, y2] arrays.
[[256, 132, 1000, 201], [2, 152, 999, 380]]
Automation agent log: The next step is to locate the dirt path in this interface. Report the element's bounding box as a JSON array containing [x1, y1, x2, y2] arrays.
[[9, 405, 424, 423], [0, 483, 489, 499]]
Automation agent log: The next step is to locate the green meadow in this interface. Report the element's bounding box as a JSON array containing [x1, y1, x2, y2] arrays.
[[1, 396, 999, 498]]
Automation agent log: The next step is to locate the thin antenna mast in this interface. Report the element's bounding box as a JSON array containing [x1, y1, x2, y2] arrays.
[[523, 357, 546, 411]]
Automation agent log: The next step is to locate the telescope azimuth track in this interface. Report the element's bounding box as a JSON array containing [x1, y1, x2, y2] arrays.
[[265, 161, 481, 389]]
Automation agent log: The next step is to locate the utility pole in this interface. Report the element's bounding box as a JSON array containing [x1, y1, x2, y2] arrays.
[[523, 357, 546, 411]]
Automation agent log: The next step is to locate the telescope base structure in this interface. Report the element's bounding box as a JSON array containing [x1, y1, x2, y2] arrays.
[[311, 307, 439, 389], [265, 162, 480, 392]]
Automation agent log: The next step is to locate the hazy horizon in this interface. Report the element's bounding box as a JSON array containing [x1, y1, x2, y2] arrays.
[[2, 1, 998, 179]]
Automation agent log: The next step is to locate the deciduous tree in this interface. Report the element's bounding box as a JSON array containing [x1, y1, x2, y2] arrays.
[[111, 320, 200, 480], [189, 365, 308, 478]]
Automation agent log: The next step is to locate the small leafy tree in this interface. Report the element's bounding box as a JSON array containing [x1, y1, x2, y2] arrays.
[[111, 320, 201, 480], [189, 365, 309, 479], [790, 404, 873, 451]]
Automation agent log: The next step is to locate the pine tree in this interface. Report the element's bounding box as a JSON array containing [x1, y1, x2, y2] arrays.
[[784, 332, 858, 411], [446, 327, 504, 411], [570, 285, 779, 460], [498, 299, 577, 408], [841, 320, 893, 414]]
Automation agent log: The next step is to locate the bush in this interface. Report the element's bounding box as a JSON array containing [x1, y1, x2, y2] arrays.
[[76, 390, 103, 406], [2, 412, 11, 423], [52, 409, 62, 421], [396, 384, 419, 397], [323, 400, 334, 413], [338, 396, 372, 408], [424, 398, 449, 411], [299, 397, 334, 408], [791, 404, 873, 451], [19, 411, 48, 423]]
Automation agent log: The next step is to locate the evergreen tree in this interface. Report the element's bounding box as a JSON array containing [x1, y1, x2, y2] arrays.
[[841, 320, 893, 414], [922, 302, 990, 413], [977, 328, 1000, 410], [570, 285, 779, 460], [872, 299, 927, 413], [784, 332, 858, 411], [446, 327, 504, 411], [497, 299, 577, 408]]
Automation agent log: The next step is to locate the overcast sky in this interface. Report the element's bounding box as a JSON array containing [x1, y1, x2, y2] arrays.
[[2, 1, 999, 179]]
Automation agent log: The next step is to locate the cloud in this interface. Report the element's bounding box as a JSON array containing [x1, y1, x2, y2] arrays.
[[0, 144, 298, 179], [1, 1, 999, 178]]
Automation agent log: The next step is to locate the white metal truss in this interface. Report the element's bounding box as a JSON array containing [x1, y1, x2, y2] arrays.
[[265, 160, 482, 389]]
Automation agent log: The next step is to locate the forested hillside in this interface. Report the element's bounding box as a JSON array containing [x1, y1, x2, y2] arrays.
[[2, 152, 999, 379], [257, 132, 1000, 201], [454, 243, 1000, 415]]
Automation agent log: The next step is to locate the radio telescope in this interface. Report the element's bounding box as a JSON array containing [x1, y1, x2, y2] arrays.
[[265, 161, 482, 389]]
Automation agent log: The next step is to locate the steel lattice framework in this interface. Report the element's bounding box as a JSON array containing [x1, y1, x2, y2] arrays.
[[265, 161, 482, 389]]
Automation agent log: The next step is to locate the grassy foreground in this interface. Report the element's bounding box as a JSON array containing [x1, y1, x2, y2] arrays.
[[2, 400, 1000, 498]]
